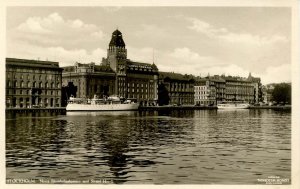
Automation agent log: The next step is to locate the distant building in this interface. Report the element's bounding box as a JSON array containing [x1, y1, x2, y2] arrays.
[[194, 74, 261, 105], [158, 72, 195, 105], [248, 73, 263, 104], [101, 29, 159, 105], [6, 58, 63, 108], [62, 62, 116, 99], [194, 76, 225, 106], [222, 75, 255, 103]]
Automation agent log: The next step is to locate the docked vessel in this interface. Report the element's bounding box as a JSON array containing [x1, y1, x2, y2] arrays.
[[66, 95, 140, 111], [217, 101, 250, 109]]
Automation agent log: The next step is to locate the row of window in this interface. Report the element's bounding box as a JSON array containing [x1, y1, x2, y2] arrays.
[[6, 89, 60, 96], [195, 86, 208, 90], [6, 97, 60, 108], [7, 81, 60, 89], [128, 94, 152, 99], [7, 73, 60, 80]]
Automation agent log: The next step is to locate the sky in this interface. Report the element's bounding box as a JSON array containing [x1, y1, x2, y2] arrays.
[[6, 6, 291, 84]]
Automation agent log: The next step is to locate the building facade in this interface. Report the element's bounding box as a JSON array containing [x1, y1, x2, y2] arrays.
[[158, 72, 195, 105], [194, 74, 261, 105], [6, 58, 63, 108], [102, 29, 159, 105], [194, 76, 226, 106], [62, 62, 116, 99], [223, 76, 255, 103], [248, 73, 263, 104]]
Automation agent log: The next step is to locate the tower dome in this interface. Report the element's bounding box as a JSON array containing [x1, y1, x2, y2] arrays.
[[109, 29, 126, 47]]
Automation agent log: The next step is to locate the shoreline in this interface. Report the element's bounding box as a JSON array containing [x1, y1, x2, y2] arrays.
[[5, 105, 291, 113]]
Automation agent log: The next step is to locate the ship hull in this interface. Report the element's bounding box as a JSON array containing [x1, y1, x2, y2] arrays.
[[66, 103, 140, 111], [217, 103, 250, 109]]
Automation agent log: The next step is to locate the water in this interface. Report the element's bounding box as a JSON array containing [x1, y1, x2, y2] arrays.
[[6, 109, 291, 184]]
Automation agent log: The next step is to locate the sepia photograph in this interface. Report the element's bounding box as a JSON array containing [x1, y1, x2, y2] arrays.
[[1, 0, 299, 188]]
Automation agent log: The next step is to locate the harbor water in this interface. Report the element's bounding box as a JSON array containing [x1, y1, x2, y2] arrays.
[[6, 109, 291, 184]]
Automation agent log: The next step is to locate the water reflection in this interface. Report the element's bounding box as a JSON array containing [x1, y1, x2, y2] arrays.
[[6, 109, 291, 184]]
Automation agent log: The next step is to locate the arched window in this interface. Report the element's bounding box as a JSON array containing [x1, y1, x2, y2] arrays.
[[33, 81, 36, 88], [14, 81, 17, 87], [45, 82, 48, 88], [51, 82, 54, 88], [39, 82, 43, 88], [57, 83, 60, 88]]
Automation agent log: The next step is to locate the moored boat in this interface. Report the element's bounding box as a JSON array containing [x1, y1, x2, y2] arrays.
[[217, 101, 250, 109], [66, 95, 139, 111]]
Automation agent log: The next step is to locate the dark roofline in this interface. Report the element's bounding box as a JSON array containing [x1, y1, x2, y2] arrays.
[[6, 57, 59, 66], [127, 60, 154, 66], [6, 58, 62, 70]]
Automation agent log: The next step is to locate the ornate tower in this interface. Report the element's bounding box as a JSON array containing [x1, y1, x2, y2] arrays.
[[107, 29, 127, 72], [107, 29, 127, 97]]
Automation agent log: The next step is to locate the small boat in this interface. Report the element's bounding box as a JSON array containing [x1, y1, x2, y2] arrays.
[[66, 95, 139, 111], [217, 101, 250, 109]]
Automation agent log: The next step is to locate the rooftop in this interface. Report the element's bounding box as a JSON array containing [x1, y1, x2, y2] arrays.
[[159, 71, 194, 81], [6, 58, 61, 69]]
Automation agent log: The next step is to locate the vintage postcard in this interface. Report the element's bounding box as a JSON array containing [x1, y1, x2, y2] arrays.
[[1, 0, 299, 189]]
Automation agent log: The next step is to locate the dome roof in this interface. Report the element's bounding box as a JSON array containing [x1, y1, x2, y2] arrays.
[[109, 29, 125, 47]]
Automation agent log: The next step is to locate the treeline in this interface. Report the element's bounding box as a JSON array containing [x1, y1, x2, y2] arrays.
[[271, 83, 291, 104]]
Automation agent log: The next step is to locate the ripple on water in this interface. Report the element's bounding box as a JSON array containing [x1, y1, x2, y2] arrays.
[[6, 109, 291, 184]]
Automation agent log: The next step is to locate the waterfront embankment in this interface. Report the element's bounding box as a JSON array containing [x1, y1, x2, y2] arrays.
[[5, 105, 291, 113], [6, 107, 66, 113]]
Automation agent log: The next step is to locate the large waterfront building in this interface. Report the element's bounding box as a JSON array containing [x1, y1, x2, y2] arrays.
[[6, 58, 63, 108], [62, 29, 159, 106], [62, 62, 116, 99], [102, 30, 159, 105], [194, 76, 225, 106], [222, 75, 255, 103], [158, 72, 195, 105], [194, 74, 261, 105]]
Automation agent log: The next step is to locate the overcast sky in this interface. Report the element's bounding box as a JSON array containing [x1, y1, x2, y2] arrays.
[[6, 7, 291, 84]]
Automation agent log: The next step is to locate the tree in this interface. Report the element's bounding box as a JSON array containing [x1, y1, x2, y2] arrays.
[[271, 83, 291, 104], [158, 83, 170, 106], [61, 82, 78, 107]]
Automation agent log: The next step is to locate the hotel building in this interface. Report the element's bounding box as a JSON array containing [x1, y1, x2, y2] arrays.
[[6, 58, 63, 108]]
